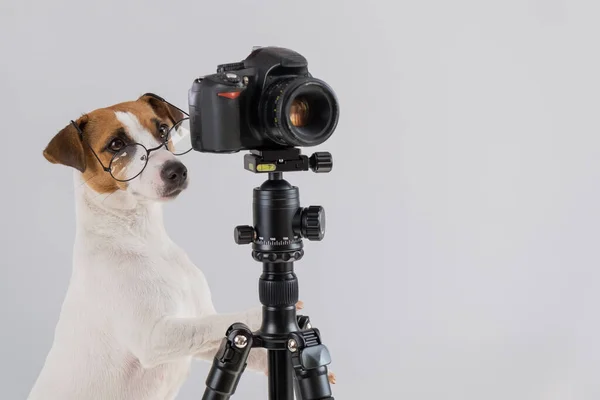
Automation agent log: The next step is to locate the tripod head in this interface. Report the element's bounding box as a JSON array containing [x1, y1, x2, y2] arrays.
[[235, 148, 333, 264]]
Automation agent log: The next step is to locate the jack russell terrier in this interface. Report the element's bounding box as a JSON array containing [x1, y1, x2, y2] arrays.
[[29, 94, 331, 400]]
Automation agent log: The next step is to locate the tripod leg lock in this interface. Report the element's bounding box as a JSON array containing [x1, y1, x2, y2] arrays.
[[288, 328, 334, 400], [202, 323, 254, 400]]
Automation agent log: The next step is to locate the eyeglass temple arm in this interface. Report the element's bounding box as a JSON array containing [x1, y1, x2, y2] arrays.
[[70, 120, 111, 172]]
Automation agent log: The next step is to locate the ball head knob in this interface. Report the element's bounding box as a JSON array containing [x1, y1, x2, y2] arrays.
[[309, 152, 333, 173], [234, 225, 255, 245], [302, 206, 326, 241]]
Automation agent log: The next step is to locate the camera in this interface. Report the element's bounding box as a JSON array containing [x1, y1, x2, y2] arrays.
[[188, 47, 339, 153]]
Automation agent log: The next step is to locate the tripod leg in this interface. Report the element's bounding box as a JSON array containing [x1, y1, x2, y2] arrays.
[[294, 314, 312, 400], [288, 328, 334, 400], [268, 350, 295, 400], [202, 323, 253, 400]]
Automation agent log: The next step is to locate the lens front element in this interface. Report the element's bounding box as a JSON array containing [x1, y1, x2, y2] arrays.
[[289, 97, 311, 127]]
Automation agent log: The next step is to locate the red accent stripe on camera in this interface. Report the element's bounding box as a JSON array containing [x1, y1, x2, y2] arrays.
[[217, 91, 242, 99]]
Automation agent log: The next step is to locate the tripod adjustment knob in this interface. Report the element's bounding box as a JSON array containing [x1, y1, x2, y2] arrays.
[[309, 152, 333, 173], [302, 206, 326, 241], [234, 225, 255, 245]]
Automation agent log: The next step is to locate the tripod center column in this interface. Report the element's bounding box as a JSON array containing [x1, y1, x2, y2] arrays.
[[252, 177, 303, 342]]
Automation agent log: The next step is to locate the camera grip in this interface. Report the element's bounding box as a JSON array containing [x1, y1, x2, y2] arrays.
[[189, 75, 246, 153]]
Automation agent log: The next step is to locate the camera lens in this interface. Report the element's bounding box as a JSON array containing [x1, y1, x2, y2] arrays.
[[263, 77, 339, 147], [289, 97, 311, 127]]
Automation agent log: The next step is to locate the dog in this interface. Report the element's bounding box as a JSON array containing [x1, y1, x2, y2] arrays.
[[28, 94, 320, 399]]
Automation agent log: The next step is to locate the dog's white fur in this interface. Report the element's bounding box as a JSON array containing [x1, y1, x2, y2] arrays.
[[28, 111, 268, 400]]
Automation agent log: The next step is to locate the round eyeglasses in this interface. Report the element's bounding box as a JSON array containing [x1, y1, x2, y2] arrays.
[[71, 116, 193, 182], [163, 118, 192, 156]]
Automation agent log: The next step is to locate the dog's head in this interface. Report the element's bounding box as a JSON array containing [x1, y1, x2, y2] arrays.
[[44, 94, 189, 204]]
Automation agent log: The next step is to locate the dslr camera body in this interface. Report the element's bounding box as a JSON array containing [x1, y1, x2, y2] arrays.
[[188, 47, 339, 153]]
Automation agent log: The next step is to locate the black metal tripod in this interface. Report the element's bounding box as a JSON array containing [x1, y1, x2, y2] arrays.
[[201, 148, 335, 400]]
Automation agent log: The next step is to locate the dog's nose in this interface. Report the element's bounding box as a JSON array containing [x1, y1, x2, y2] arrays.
[[161, 161, 188, 187]]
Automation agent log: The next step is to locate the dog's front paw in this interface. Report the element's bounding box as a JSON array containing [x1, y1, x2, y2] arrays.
[[328, 371, 336, 384]]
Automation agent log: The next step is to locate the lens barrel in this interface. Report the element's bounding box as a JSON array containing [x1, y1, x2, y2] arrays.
[[262, 77, 339, 148]]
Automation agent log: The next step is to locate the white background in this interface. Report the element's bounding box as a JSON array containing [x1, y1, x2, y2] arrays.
[[1, 0, 600, 398]]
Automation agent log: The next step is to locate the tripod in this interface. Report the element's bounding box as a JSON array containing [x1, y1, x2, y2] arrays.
[[201, 148, 335, 400]]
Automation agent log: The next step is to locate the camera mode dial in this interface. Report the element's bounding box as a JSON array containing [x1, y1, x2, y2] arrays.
[[223, 73, 241, 83]]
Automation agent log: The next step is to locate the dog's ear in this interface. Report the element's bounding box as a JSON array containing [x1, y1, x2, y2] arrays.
[[138, 93, 185, 124], [43, 116, 88, 173]]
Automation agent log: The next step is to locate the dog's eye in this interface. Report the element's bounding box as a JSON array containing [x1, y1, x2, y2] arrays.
[[158, 124, 170, 139], [108, 138, 126, 152]]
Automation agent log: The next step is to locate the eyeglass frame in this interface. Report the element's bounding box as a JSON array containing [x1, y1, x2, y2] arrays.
[[70, 95, 191, 182]]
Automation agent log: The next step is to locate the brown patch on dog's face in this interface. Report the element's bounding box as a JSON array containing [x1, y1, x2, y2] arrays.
[[44, 94, 183, 195], [77, 109, 128, 194], [137, 93, 185, 126], [136, 94, 186, 153]]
